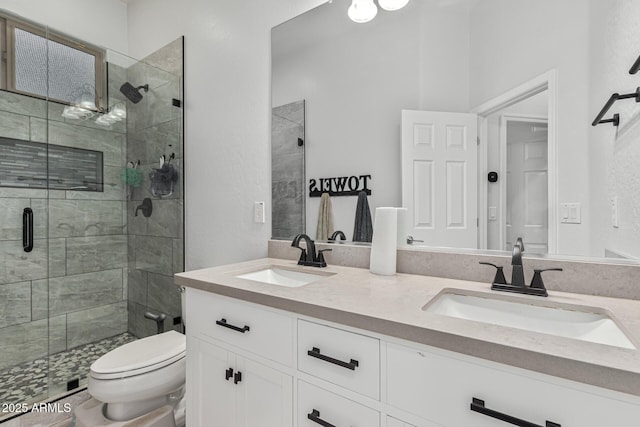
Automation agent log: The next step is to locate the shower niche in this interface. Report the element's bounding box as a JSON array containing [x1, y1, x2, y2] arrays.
[[0, 11, 184, 418]]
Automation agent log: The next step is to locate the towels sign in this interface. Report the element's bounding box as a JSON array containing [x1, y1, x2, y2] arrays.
[[309, 174, 371, 197]]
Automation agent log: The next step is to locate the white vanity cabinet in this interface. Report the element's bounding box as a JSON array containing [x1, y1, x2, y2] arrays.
[[186, 290, 293, 427], [386, 342, 640, 427], [185, 287, 640, 427]]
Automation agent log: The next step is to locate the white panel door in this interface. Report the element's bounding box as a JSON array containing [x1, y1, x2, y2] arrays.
[[236, 355, 293, 427], [188, 337, 236, 427], [401, 110, 478, 248], [505, 119, 548, 253]]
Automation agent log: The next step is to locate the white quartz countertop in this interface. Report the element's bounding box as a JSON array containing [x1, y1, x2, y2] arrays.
[[175, 257, 640, 397]]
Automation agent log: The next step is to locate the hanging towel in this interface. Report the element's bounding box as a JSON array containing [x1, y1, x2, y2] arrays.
[[353, 191, 373, 242], [316, 192, 335, 240]]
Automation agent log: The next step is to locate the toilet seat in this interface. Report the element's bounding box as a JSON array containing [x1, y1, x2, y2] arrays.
[[91, 331, 186, 380]]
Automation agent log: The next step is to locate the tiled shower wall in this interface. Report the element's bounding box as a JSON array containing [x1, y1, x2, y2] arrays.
[[125, 38, 184, 338], [0, 90, 128, 372], [272, 100, 305, 240]]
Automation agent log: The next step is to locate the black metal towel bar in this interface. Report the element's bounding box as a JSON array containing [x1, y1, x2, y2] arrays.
[[592, 87, 640, 127]]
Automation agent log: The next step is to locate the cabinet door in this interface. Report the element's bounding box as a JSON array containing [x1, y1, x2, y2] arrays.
[[236, 355, 293, 427], [187, 337, 236, 427]]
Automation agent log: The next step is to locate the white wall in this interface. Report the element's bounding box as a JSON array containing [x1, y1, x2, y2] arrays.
[[0, 0, 128, 52], [588, 0, 640, 259], [273, 2, 470, 239], [126, 0, 325, 270], [470, 0, 592, 256]]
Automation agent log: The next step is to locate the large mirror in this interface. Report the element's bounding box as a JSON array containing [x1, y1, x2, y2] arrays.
[[271, 0, 640, 262]]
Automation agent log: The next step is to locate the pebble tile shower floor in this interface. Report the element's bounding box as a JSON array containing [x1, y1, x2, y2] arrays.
[[0, 333, 136, 406]]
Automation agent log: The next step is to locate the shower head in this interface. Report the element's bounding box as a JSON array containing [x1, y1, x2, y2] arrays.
[[120, 82, 148, 104]]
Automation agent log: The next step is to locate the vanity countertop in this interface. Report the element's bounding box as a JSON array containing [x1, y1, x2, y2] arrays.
[[175, 257, 640, 397]]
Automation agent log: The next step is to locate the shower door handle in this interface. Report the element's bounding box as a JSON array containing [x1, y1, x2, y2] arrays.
[[23, 208, 33, 253]]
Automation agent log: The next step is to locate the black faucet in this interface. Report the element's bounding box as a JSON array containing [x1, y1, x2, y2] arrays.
[[511, 237, 525, 287], [479, 237, 562, 297], [291, 234, 331, 267], [329, 230, 346, 241]]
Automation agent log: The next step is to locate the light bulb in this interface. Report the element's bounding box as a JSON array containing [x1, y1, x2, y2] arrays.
[[348, 0, 377, 23], [378, 0, 409, 11]]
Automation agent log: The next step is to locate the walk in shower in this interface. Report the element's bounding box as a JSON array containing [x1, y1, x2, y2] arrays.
[[0, 13, 184, 418]]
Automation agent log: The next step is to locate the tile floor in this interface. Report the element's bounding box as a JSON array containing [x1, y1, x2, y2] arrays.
[[0, 333, 136, 408]]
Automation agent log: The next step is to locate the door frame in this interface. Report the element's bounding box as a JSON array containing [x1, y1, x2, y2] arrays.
[[499, 114, 549, 251], [471, 69, 558, 253]]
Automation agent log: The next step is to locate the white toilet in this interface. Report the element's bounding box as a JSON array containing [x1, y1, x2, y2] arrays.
[[74, 330, 186, 427]]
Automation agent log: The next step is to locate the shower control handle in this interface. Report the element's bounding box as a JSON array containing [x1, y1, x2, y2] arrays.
[[23, 208, 33, 253]]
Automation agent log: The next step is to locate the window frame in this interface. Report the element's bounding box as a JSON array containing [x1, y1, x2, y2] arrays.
[[0, 14, 106, 111]]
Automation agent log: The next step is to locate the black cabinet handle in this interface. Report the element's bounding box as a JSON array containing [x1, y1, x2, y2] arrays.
[[470, 398, 561, 427], [215, 318, 250, 333], [307, 347, 359, 370], [307, 409, 336, 427], [23, 208, 33, 253], [233, 371, 242, 384], [225, 368, 234, 381]]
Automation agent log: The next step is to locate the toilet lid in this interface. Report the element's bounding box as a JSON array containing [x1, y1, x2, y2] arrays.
[[91, 331, 186, 379]]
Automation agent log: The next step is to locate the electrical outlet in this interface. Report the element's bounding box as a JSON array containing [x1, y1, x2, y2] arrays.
[[254, 202, 265, 224]]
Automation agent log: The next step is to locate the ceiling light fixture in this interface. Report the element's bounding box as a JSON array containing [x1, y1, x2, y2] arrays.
[[348, 0, 408, 23], [348, 0, 378, 23], [378, 0, 409, 11]]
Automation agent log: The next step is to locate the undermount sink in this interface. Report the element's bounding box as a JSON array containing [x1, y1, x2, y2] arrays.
[[236, 267, 332, 287], [423, 291, 635, 349]]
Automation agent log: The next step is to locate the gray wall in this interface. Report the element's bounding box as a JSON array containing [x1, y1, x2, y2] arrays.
[[0, 90, 128, 371], [125, 38, 184, 338]]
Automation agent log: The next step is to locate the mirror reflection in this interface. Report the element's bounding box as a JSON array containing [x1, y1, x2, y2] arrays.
[[271, 0, 640, 261]]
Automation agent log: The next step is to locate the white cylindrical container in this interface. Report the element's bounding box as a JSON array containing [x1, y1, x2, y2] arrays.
[[369, 207, 398, 276]]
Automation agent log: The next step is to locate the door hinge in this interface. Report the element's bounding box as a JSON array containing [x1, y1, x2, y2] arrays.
[[477, 218, 479, 227], [477, 136, 480, 145]]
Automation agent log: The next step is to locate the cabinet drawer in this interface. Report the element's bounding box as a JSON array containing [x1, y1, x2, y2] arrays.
[[387, 343, 640, 427], [298, 380, 380, 427], [187, 288, 293, 366], [298, 320, 380, 400]]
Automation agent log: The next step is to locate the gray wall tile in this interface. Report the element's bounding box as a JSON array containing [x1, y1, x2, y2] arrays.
[[127, 268, 147, 306], [135, 235, 173, 276], [0, 281, 31, 328], [147, 272, 180, 317], [0, 198, 29, 240], [0, 319, 47, 370], [49, 200, 124, 238], [0, 240, 47, 285], [48, 121, 124, 167], [32, 279, 48, 321], [173, 238, 184, 274], [66, 235, 127, 275], [66, 301, 127, 349], [0, 110, 30, 140], [49, 269, 124, 316], [0, 91, 46, 118], [49, 238, 67, 278], [49, 315, 67, 355], [147, 199, 183, 238]]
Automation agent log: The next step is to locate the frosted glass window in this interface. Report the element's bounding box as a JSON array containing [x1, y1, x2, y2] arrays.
[[14, 28, 97, 105]]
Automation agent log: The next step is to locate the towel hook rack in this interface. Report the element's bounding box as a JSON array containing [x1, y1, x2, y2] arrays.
[[592, 87, 640, 127]]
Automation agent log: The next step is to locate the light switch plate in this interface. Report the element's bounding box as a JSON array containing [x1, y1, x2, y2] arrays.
[[611, 197, 619, 228], [560, 202, 581, 224], [488, 206, 497, 221], [254, 201, 265, 224]]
